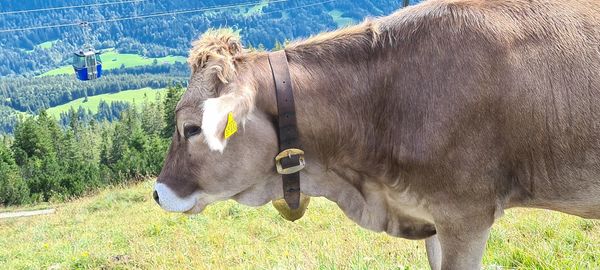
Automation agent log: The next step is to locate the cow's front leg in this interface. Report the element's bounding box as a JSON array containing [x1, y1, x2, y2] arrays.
[[435, 215, 493, 270], [425, 235, 442, 270]]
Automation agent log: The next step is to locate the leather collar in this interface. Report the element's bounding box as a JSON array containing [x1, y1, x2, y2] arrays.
[[268, 50, 304, 209]]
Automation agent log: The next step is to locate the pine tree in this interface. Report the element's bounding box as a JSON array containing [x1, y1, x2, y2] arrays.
[[12, 115, 55, 165], [68, 107, 80, 136], [0, 142, 29, 205], [274, 40, 284, 51], [99, 126, 113, 167], [161, 85, 184, 138]]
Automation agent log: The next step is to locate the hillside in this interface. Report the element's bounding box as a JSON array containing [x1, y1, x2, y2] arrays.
[[46, 87, 166, 118], [0, 180, 598, 269]]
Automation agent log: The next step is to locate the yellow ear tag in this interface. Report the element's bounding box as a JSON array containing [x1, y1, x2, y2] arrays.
[[224, 112, 238, 139]]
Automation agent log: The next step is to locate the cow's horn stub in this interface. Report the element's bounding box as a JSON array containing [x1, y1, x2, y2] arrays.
[[272, 193, 310, 222]]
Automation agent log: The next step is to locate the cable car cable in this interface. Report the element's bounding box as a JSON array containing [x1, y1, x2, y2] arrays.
[[0, 0, 288, 33], [0, 0, 149, 16]]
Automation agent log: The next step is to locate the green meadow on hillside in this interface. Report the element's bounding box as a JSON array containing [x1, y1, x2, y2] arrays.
[[0, 181, 598, 269], [38, 40, 58, 49], [46, 88, 166, 118], [40, 50, 187, 77]]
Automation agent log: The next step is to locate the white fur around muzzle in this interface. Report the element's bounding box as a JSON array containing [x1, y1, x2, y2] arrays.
[[154, 183, 198, 212]]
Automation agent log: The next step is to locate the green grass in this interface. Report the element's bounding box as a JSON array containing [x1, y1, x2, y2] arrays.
[[38, 40, 58, 49], [40, 65, 73, 76], [46, 87, 166, 118], [329, 10, 355, 27], [40, 50, 187, 77], [0, 180, 598, 269]]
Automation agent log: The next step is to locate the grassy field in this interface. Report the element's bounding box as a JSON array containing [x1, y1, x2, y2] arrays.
[[0, 181, 598, 269], [329, 10, 355, 27], [38, 40, 58, 49], [40, 50, 187, 77], [46, 88, 166, 118]]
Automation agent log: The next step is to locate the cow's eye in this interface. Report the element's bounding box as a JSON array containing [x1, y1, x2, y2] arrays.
[[184, 124, 202, 139]]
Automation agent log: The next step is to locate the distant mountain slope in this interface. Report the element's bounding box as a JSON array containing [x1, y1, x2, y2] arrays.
[[0, 0, 418, 76]]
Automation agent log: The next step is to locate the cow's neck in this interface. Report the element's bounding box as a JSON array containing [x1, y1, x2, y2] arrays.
[[250, 50, 394, 171], [246, 50, 435, 238]]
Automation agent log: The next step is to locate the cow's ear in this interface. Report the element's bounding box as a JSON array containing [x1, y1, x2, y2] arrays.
[[201, 86, 255, 152], [189, 29, 243, 84]]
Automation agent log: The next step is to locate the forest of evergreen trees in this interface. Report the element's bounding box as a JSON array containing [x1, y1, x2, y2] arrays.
[[0, 85, 183, 206]]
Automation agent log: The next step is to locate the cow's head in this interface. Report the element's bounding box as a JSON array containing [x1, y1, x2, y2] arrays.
[[153, 30, 285, 214]]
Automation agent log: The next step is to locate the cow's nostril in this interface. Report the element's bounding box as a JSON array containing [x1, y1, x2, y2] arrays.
[[153, 190, 160, 204]]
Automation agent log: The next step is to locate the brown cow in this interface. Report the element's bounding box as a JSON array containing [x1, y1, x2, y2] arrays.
[[153, 0, 600, 269]]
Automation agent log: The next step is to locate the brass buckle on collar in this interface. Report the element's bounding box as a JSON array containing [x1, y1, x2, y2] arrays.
[[275, 148, 305, 175]]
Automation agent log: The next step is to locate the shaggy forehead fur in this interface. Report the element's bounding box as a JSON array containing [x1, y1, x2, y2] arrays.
[[188, 30, 242, 75]]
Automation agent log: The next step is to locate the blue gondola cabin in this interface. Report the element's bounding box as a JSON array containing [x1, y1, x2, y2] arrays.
[[72, 50, 102, 81]]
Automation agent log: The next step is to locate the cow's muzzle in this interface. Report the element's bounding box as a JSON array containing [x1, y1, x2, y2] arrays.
[[153, 183, 198, 212]]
